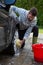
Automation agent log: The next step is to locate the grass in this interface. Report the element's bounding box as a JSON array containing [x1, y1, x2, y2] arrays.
[[39, 29, 43, 33]]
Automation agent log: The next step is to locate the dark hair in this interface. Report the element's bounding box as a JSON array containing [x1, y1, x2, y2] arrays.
[[29, 7, 38, 16]]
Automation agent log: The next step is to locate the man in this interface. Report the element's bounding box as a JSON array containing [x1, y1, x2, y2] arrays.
[[9, 6, 38, 49]]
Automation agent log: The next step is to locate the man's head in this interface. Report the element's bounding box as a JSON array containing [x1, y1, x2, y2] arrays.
[[27, 7, 38, 21]]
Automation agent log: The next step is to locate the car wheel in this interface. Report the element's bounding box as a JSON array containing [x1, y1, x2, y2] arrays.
[[1, 43, 15, 56]]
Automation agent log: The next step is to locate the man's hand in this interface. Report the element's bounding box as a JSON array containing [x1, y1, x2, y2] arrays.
[[16, 39, 25, 48], [20, 39, 25, 45]]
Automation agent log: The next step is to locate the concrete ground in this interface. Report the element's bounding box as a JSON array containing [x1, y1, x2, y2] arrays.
[[0, 33, 43, 65]]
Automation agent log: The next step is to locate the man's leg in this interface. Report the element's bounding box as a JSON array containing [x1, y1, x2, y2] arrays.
[[32, 26, 39, 44]]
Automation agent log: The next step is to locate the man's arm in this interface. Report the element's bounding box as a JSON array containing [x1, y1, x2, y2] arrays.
[[9, 5, 26, 16]]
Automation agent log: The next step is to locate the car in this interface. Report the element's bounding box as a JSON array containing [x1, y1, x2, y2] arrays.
[[0, 0, 16, 56]]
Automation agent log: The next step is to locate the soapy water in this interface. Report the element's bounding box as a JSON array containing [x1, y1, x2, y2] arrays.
[[14, 44, 20, 56], [14, 39, 20, 56], [15, 48, 20, 56], [14, 30, 20, 56]]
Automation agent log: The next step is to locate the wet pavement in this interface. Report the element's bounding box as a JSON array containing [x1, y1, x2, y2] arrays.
[[0, 33, 43, 65]]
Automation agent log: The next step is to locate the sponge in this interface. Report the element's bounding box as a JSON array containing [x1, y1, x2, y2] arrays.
[[16, 39, 21, 48]]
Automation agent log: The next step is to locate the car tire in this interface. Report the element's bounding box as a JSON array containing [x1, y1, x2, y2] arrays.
[[1, 43, 15, 56]]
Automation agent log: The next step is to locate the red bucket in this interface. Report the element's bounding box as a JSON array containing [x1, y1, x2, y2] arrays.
[[32, 44, 43, 62]]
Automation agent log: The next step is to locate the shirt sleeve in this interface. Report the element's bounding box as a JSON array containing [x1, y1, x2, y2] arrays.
[[9, 5, 26, 16], [23, 18, 37, 40]]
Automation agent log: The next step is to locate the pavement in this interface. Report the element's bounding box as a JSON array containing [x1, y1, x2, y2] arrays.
[[29, 33, 43, 39], [0, 33, 43, 65]]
